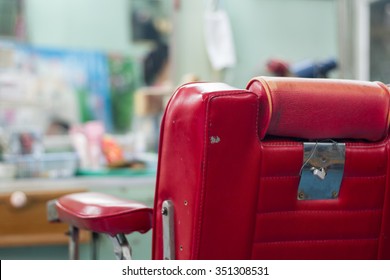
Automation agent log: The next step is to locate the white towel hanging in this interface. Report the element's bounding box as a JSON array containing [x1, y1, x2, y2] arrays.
[[204, 5, 236, 70]]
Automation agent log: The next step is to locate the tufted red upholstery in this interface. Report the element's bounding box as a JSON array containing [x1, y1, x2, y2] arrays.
[[253, 141, 389, 259], [153, 77, 390, 259]]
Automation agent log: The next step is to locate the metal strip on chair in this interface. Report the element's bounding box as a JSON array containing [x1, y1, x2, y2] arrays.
[[298, 142, 345, 200], [162, 200, 175, 260]]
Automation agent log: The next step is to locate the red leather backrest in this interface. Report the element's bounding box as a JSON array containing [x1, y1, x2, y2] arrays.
[[247, 77, 390, 141], [155, 79, 390, 260], [153, 83, 260, 259]]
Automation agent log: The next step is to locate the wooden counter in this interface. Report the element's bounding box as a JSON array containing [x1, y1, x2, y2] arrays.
[[0, 188, 89, 247], [0, 176, 156, 248]]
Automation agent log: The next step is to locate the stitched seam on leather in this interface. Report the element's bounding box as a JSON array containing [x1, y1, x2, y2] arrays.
[[254, 93, 262, 144], [377, 140, 390, 259], [261, 142, 388, 148], [254, 238, 378, 245], [376, 81, 390, 139], [260, 175, 385, 180], [251, 92, 262, 258], [253, 143, 266, 258], [256, 209, 382, 215], [195, 90, 257, 259], [262, 142, 302, 147], [344, 175, 386, 180], [249, 77, 273, 140], [346, 142, 387, 148], [266, 88, 382, 95], [194, 93, 210, 259], [260, 176, 300, 180]]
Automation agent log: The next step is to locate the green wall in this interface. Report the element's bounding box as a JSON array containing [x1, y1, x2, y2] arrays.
[[25, 0, 145, 56], [24, 0, 338, 88], [173, 0, 338, 87]]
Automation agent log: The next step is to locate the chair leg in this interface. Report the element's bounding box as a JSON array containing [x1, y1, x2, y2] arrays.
[[110, 234, 132, 260], [91, 232, 99, 260], [68, 226, 79, 260]]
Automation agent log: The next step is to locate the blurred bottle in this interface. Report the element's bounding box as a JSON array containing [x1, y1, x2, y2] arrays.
[[267, 58, 337, 78], [291, 58, 337, 78]]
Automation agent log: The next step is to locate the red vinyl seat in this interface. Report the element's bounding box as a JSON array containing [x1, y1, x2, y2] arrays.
[[47, 191, 152, 260], [49, 77, 390, 260], [54, 192, 152, 236]]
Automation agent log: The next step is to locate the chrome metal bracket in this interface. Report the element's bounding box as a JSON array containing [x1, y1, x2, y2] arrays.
[[46, 199, 59, 222], [68, 225, 79, 260], [110, 234, 132, 260], [162, 200, 175, 260], [91, 232, 99, 260], [298, 142, 345, 200]]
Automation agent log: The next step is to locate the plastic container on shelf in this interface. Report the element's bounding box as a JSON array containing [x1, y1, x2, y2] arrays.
[[0, 163, 16, 180], [3, 152, 79, 179]]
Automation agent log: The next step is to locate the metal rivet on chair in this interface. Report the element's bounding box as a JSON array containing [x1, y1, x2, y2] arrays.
[[184, 200, 188, 206], [161, 207, 168, 216]]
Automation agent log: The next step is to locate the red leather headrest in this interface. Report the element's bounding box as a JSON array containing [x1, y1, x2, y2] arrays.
[[247, 76, 390, 141]]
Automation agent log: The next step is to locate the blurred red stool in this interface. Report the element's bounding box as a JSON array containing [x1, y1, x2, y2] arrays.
[[47, 192, 152, 259]]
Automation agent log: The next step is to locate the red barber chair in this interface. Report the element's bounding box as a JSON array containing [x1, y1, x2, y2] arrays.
[[47, 77, 390, 260]]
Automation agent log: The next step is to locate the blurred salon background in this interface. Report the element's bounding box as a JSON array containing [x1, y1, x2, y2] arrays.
[[0, 0, 389, 259]]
